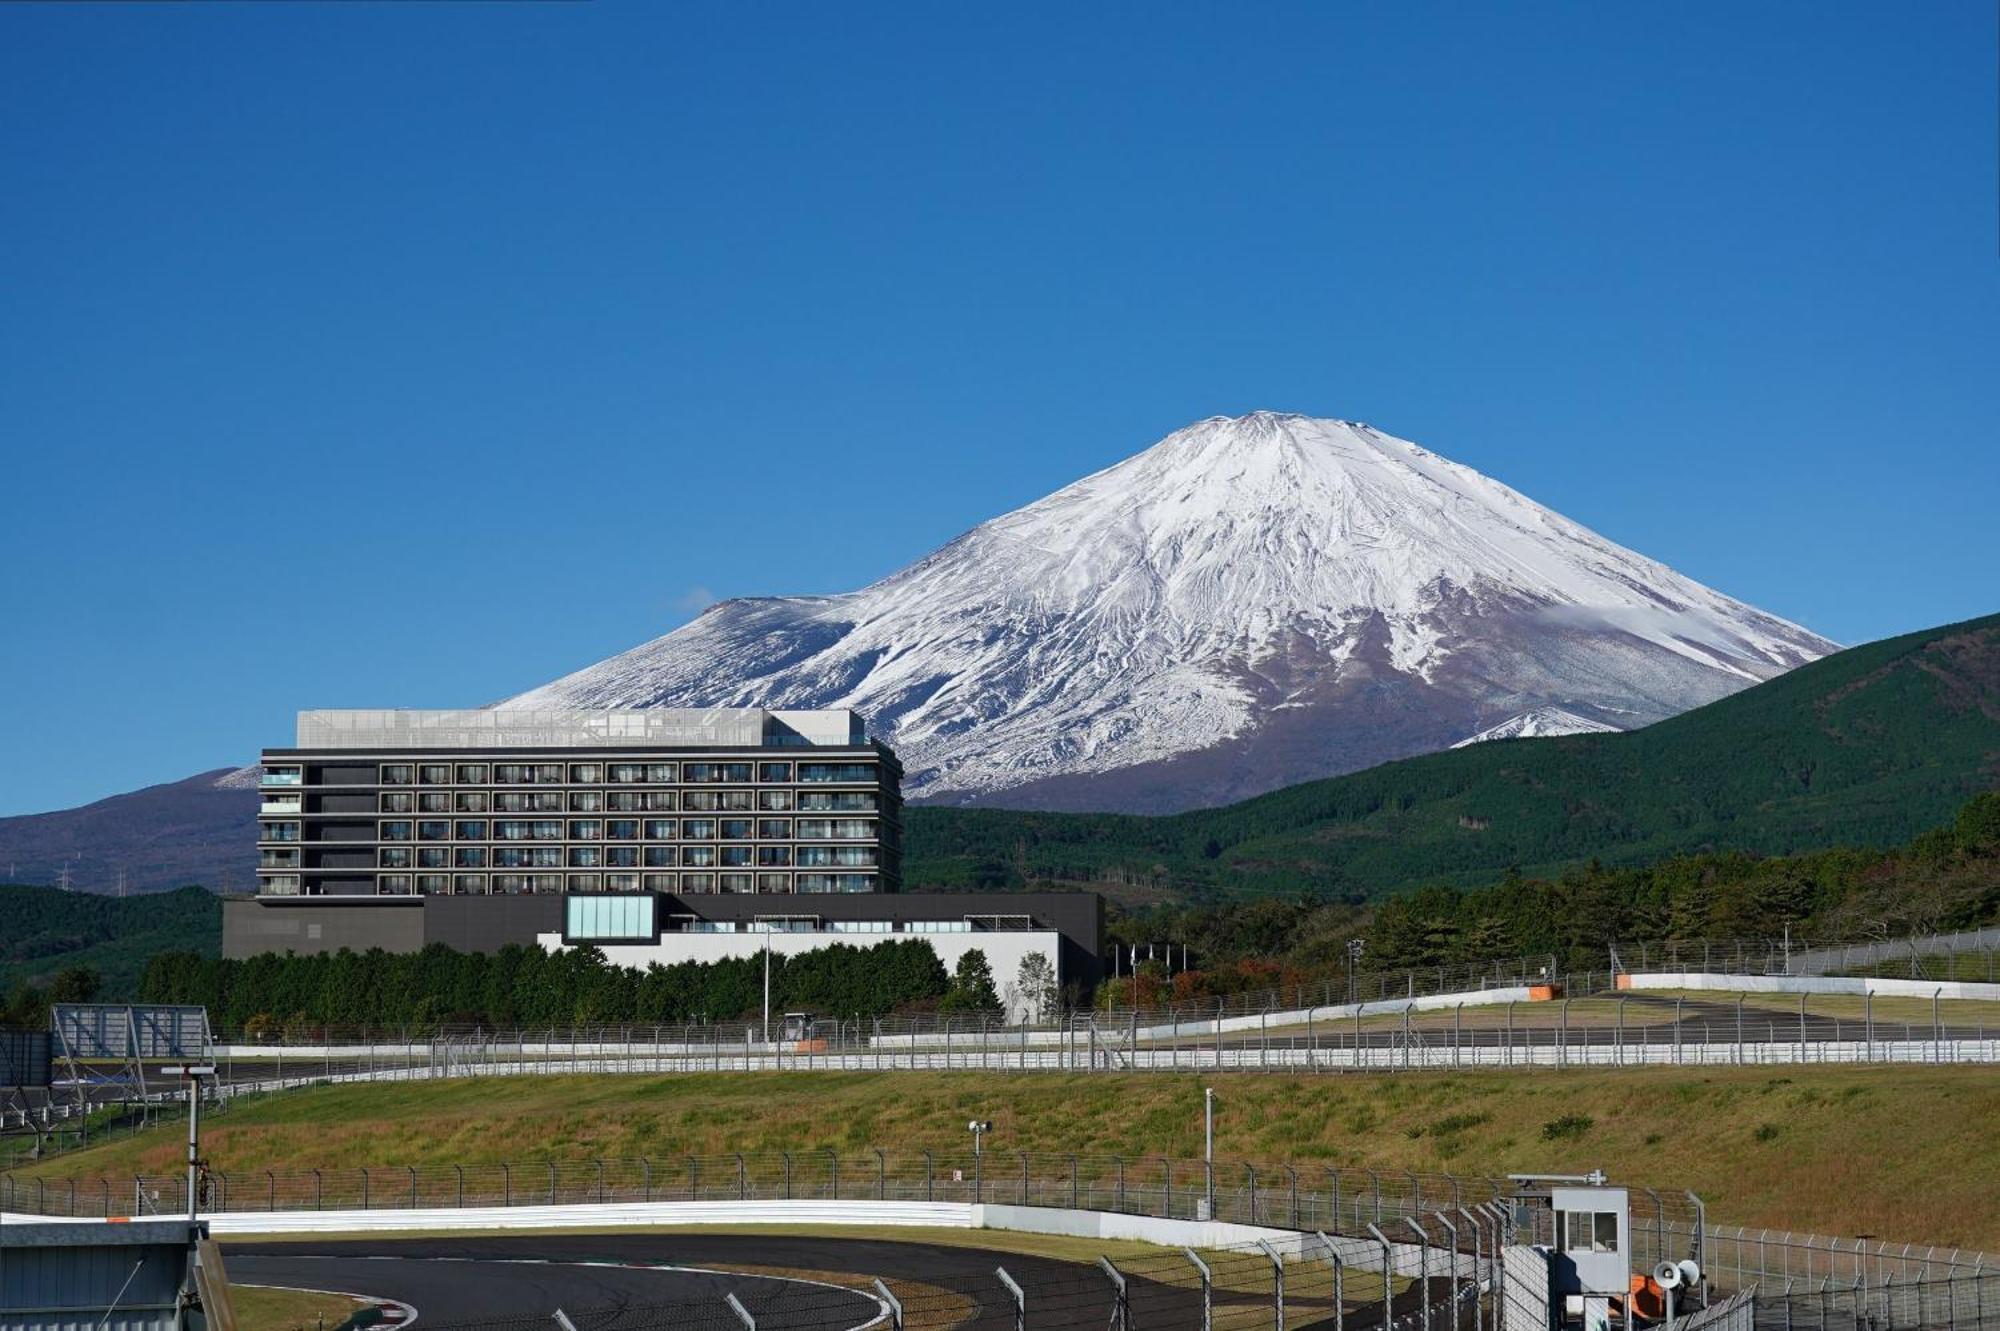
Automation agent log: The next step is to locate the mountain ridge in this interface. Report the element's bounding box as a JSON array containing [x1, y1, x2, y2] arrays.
[[512, 412, 1834, 810]]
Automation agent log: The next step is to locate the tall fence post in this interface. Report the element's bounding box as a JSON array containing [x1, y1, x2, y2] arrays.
[[1367, 1223, 1396, 1331], [1186, 1248, 1213, 1331], [873, 1278, 904, 1331], [1259, 1238, 1288, 1331], [1099, 1256, 1130, 1331], [1317, 1231, 1346, 1331], [1407, 1216, 1434, 1331], [996, 1265, 1026, 1331]]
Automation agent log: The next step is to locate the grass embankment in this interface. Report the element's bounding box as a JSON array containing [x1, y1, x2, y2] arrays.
[[19, 1068, 2000, 1249], [231, 1283, 370, 1330]]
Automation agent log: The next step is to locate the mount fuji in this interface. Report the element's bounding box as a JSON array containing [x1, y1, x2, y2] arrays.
[[510, 413, 1835, 812]]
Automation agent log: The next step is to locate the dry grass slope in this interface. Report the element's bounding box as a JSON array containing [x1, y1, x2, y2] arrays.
[[22, 1067, 2000, 1250]]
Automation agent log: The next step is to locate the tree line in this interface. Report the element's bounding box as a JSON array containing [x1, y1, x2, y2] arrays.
[[136, 937, 1030, 1033]]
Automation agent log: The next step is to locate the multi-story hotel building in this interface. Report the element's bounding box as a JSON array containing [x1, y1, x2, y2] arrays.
[[230, 707, 1105, 1009], [255, 707, 901, 899]]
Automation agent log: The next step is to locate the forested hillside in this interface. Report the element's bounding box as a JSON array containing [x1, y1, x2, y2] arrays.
[[907, 611, 2000, 900], [0, 883, 219, 999]]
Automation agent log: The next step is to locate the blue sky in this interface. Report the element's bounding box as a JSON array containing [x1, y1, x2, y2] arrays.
[[1, 2, 1995, 816]]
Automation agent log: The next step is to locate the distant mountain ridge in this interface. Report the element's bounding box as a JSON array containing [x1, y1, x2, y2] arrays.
[[512, 412, 1835, 811], [903, 610, 2000, 898], [0, 611, 1989, 898]]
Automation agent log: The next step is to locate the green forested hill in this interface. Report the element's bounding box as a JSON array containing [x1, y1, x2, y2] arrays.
[[0, 884, 220, 999], [904, 611, 2000, 900]]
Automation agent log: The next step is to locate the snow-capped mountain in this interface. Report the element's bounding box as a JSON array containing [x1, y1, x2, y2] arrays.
[[509, 412, 1835, 812]]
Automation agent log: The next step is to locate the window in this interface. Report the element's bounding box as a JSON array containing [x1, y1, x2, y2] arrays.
[[493, 819, 561, 841], [418, 847, 450, 869], [533, 764, 564, 783], [260, 848, 300, 868], [494, 874, 530, 894], [455, 847, 488, 868], [607, 763, 645, 784], [796, 873, 875, 893], [262, 765, 303, 786], [261, 874, 301, 895], [683, 818, 716, 840], [641, 790, 676, 811], [455, 874, 488, 895], [568, 790, 604, 812], [756, 846, 792, 867], [681, 873, 715, 893], [418, 764, 452, 784], [606, 819, 640, 840], [644, 762, 676, 782], [683, 846, 716, 868], [605, 872, 641, 891], [719, 872, 755, 893], [1561, 1211, 1619, 1254], [494, 764, 531, 785], [643, 819, 677, 840], [606, 791, 643, 812], [418, 792, 452, 814], [795, 819, 873, 840], [719, 845, 754, 867], [720, 819, 753, 840], [718, 790, 753, 812], [454, 820, 487, 840], [530, 873, 563, 894], [644, 846, 677, 867], [380, 792, 415, 814], [565, 893, 657, 941], [455, 763, 489, 784], [685, 762, 752, 783], [493, 845, 560, 869], [494, 790, 562, 813], [567, 819, 602, 840], [605, 845, 639, 868], [758, 790, 794, 811], [379, 820, 412, 842], [379, 873, 414, 895], [758, 762, 793, 782], [417, 820, 450, 841], [797, 846, 877, 867], [456, 791, 490, 813], [567, 872, 603, 891], [683, 791, 720, 812], [379, 847, 412, 869], [757, 819, 792, 839], [797, 763, 874, 783], [797, 791, 878, 812], [642, 872, 676, 891], [570, 763, 604, 784], [417, 873, 450, 895], [756, 872, 791, 893], [568, 846, 603, 868], [380, 764, 414, 785]]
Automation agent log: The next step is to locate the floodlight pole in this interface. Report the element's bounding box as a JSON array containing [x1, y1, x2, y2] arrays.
[[162, 1063, 215, 1223]]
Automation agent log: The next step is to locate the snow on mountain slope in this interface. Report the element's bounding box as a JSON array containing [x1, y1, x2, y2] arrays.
[[1451, 706, 1621, 747], [509, 412, 1836, 812]]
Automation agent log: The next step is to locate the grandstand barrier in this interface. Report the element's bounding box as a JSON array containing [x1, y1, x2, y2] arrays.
[[1617, 973, 2000, 1001]]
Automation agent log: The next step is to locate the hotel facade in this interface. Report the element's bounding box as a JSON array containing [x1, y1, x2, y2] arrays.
[[225, 708, 1103, 1007]]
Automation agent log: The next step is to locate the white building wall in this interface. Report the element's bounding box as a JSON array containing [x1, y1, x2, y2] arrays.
[[540, 928, 1064, 1023]]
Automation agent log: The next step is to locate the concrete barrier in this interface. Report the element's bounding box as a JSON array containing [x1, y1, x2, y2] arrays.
[[1617, 973, 2000, 1001]]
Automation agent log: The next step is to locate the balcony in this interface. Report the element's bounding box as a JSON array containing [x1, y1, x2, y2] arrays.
[[260, 768, 303, 787]]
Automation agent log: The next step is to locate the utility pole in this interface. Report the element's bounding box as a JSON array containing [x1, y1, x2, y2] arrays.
[[56, 859, 74, 893], [162, 1064, 216, 1221], [762, 923, 772, 1046]]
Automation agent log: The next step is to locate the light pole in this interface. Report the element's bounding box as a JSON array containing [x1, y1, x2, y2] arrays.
[[162, 1063, 216, 1222], [968, 1119, 992, 1158], [762, 923, 773, 1046], [1204, 1087, 1216, 1218]]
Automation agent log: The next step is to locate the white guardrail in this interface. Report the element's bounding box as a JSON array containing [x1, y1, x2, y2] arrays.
[[1618, 972, 2000, 1001]]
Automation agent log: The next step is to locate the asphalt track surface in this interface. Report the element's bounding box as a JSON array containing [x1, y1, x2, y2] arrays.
[[226, 1233, 1449, 1330]]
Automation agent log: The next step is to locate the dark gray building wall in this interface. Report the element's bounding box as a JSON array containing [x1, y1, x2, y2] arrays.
[[221, 897, 424, 959], [426, 894, 564, 952]]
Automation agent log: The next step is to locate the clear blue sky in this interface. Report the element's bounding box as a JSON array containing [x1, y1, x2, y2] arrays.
[[2, 2, 1995, 816]]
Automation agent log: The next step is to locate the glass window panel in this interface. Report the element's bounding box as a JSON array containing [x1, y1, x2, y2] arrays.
[[756, 872, 791, 893], [644, 846, 676, 867], [758, 791, 794, 811], [533, 764, 565, 783], [606, 819, 639, 840], [379, 873, 413, 894], [568, 820, 602, 840], [797, 763, 874, 783], [455, 874, 488, 894], [569, 790, 604, 812], [642, 873, 676, 891], [456, 791, 490, 813], [642, 791, 677, 811], [379, 821, 412, 842], [380, 764, 414, 785], [604, 846, 639, 868], [684, 819, 716, 839], [570, 763, 604, 783], [607, 763, 645, 784], [568, 846, 603, 868], [417, 874, 450, 895], [418, 764, 451, 785], [378, 847, 411, 868], [417, 820, 450, 841], [683, 846, 716, 867], [757, 819, 792, 839], [681, 872, 716, 893], [454, 847, 487, 868], [720, 819, 753, 839], [455, 764, 489, 784], [719, 846, 753, 867], [606, 791, 643, 812], [644, 763, 676, 782], [417, 792, 451, 813], [719, 872, 755, 893], [380, 792, 415, 813], [567, 872, 602, 891], [643, 819, 677, 840], [418, 847, 450, 868], [758, 762, 793, 782]]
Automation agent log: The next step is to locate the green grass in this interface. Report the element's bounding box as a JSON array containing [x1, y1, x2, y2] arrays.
[[903, 611, 2000, 898], [231, 1283, 370, 1331], [19, 1066, 2000, 1250]]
